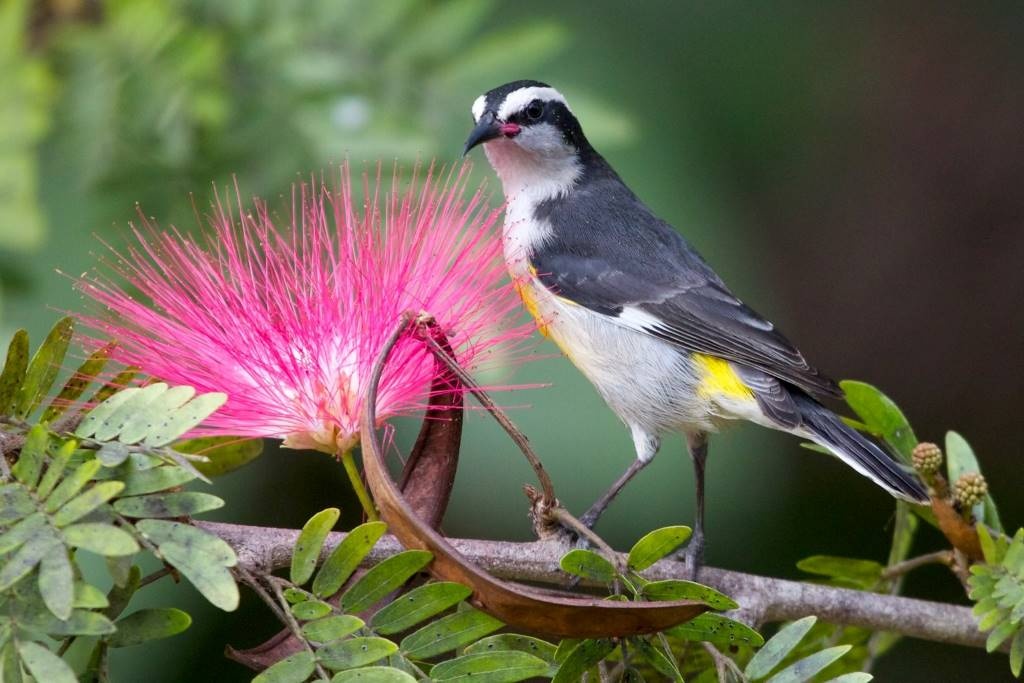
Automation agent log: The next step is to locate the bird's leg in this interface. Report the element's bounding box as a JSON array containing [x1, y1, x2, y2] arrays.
[[578, 428, 660, 529], [578, 458, 649, 529], [680, 432, 709, 579]]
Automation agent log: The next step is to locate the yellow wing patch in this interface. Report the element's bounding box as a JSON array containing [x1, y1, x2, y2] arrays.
[[693, 354, 754, 400]]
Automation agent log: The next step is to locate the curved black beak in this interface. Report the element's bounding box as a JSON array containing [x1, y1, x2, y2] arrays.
[[462, 111, 501, 156]]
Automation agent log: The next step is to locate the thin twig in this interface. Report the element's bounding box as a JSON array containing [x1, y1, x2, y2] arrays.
[[265, 576, 331, 682], [703, 642, 743, 682], [881, 550, 954, 580], [233, 565, 330, 682], [137, 567, 173, 589], [417, 319, 557, 504]]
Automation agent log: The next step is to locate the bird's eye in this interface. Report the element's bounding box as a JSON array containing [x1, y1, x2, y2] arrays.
[[525, 101, 544, 121]]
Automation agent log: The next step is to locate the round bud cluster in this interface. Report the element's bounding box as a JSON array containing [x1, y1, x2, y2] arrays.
[[953, 472, 988, 509], [911, 442, 943, 475]]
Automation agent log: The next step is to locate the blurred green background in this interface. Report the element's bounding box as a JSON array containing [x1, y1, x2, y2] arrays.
[[3, 0, 1023, 680]]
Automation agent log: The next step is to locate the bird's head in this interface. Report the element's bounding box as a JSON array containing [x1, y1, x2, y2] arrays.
[[463, 81, 591, 198]]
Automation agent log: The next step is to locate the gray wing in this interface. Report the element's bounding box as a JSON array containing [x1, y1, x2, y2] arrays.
[[530, 207, 841, 400]]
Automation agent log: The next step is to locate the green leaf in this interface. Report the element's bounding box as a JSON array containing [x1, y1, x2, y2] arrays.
[[291, 600, 332, 621], [340, 549, 432, 614], [465, 634, 557, 663], [62, 523, 140, 556], [329, 667, 416, 682], [35, 438, 76, 501], [284, 588, 311, 604], [97, 442, 131, 467], [0, 329, 29, 413], [137, 520, 236, 566], [72, 582, 109, 609], [796, 557, 884, 589], [76, 386, 141, 438], [551, 639, 616, 683], [43, 459, 101, 513], [0, 530, 61, 590], [553, 639, 579, 664], [666, 613, 764, 648], [97, 383, 173, 441], [11, 424, 49, 489], [1010, 628, 1024, 677], [112, 492, 223, 518], [143, 392, 227, 447], [824, 675, 873, 683], [559, 549, 617, 583], [318, 637, 397, 671], [40, 343, 113, 423], [630, 638, 682, 682], [88, 367, 139, 406], [431, 651, 550, 682], [107, 608, 191, 647], [314, 521, 387, 598], [983, 496, 1005, 535], [16, 640, 77, 683], [745, 616, 817, 680], [51, 481, 124, 527], [0, 642, 19, 683], [371, 582, 472, 635], [105, 565, 142, 616], [137, 520, 239, 611], [764, 645, 852, 683], [253, 651, 316, 683], [177, 436, 263, 477], [301, 615, 364, 644], [399, 608, 503, 659], [985, 617, 1017, 653], [628, 526, 692, 572], [14, 316, 73, 418], [945, 431, 998, 527], [17, 607, 116, 636], [38, 545, 74, 620], [0, 483, 34, 523], [0, 512, 47, 556], [119, 385, 196, 444], [840, 381, 916, 461], [118, 465, 196, 497], [291, 507, 340, 585], [642, 579, 737, 610]]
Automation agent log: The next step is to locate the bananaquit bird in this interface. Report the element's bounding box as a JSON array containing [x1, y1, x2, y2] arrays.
[[463, 80, 928, 571]]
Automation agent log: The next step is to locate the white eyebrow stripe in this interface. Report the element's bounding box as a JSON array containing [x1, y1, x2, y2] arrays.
[[496, 86, 571, 120], [471, 95, 487, 122]]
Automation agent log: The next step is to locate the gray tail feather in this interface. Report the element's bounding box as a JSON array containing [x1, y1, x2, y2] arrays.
[[793, 394, 929, 503]]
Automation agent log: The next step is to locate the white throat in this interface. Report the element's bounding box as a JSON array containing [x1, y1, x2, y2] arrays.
[[483, 138, 580, 275]]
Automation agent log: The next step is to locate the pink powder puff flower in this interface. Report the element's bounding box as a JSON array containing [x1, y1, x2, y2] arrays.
[[77, 162, 529, 459]]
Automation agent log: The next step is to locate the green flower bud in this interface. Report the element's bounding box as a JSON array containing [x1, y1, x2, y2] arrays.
[[953, 472, 988, 509], [911, 442, 943, 475]]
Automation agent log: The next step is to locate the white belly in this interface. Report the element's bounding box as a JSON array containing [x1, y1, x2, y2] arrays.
[[516, 273, 720, 435]]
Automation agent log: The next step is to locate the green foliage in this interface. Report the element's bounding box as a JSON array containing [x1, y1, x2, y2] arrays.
[[970, 527, 1024, 676], [628, 525, 693, 572], [0, 320, 240, 680], [0, 0, 53, 255], [946, 431, 1003, 532], [548, 528, 871, 682], [741, 617, 865, 682]]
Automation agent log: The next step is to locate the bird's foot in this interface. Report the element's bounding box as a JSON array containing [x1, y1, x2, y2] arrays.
[[676, 528, 705, 581]]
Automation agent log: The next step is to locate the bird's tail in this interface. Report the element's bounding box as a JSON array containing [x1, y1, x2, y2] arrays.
[[793, 393, 929, 503]]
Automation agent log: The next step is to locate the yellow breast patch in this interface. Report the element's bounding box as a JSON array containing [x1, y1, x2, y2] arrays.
[[693, 354, 754, 400]]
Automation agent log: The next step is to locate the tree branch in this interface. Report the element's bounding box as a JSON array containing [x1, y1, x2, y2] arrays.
[[197, 521, 984, 650]]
